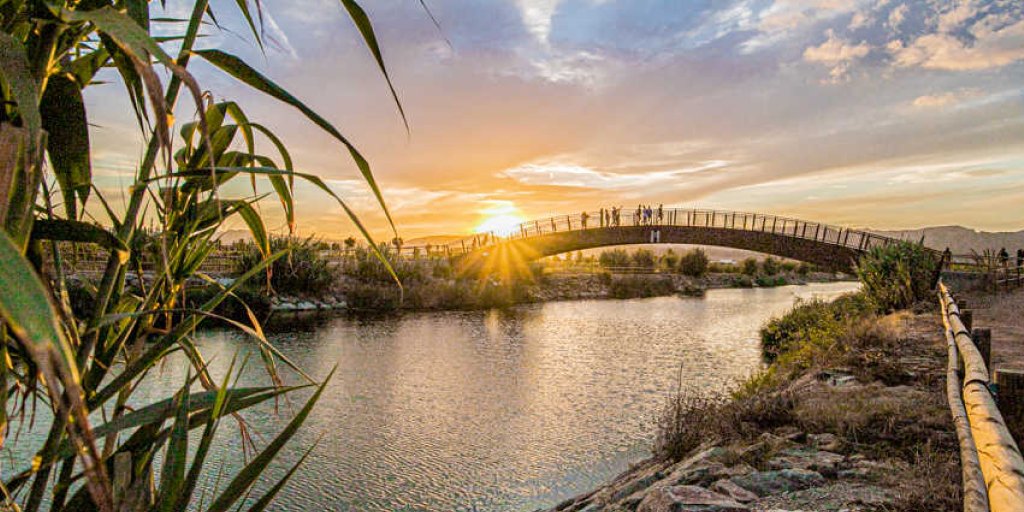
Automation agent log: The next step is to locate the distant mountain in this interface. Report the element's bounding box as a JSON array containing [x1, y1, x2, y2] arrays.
[[871, 226, 1024, 254]]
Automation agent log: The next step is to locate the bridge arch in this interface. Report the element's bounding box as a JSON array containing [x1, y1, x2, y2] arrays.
[[434, 209, 921, 274]]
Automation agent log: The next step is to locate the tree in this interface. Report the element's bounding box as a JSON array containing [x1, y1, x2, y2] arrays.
[[742, 257, 759, 276], [345, 236, 358, 249], [632, 248, 656, 268], [662, 249, 679, 269], [678, 248, 709, 277], [599, 248, 631, 267]]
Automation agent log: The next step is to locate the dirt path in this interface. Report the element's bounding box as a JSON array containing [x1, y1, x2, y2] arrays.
[[962, 287, 1024, 371]]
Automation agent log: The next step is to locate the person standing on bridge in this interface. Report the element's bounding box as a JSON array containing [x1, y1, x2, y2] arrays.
[[1017, 248, 1023, 269], [999, 247, 1010, 268], [581, 211, 589, 229]]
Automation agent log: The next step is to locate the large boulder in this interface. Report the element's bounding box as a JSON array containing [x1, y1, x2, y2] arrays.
[[636, 485, 747, 512]]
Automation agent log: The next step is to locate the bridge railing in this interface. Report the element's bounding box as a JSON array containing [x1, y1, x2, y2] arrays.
[[431, 208, 913, 257]]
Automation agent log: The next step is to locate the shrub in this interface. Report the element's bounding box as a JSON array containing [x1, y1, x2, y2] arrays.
[[599, 248, 631, 268], [655, 389, 795, 462], [741, 257, 759, 276], [678, 248, 709, 277], [755, 275, 787, 287], [632, 248, 656, 268], [661, 249, 679, 269], [797, 262, 812, 276], [856, 241, 938, 313], [236, 236, 339, 296], [609, 276, 675, 299], [761, 256, 779, 275], [759, 292, 876, 362]]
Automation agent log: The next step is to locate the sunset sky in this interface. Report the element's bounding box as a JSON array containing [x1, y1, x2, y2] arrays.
[[85, 0, 1024, 240]]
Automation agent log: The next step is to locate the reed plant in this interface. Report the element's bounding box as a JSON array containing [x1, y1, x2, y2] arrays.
[[0, 1, 406, 510]]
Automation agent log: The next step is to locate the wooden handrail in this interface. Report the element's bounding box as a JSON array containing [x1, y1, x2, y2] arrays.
[[939, 281, 1024, 511], [433, 207, 936, 258]]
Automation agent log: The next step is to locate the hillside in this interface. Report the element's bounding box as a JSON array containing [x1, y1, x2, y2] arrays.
[[872, 226, 1024, 254]]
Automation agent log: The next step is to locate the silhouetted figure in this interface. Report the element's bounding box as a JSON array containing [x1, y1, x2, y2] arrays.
[[999, 247, 1010, 267], [581, 211, 589, 229], [657, 204, 663, 224], [1017, 249, 1023, 268]]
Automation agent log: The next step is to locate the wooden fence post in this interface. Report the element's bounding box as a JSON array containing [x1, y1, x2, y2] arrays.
[[973, 328, 992, 374], [998, 369, 1024, 443]]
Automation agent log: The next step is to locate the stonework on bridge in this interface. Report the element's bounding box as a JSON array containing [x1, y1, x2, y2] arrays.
[[441, 209, 922, 276], [474, 226, 862, 272]]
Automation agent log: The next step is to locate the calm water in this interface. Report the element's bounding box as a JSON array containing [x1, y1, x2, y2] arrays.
[[4, 282, 857, 511]]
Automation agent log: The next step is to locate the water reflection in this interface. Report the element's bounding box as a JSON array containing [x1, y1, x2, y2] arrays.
[[3, 282, 858, 511]]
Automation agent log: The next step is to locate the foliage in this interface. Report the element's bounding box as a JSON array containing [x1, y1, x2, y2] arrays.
[[759, 292, 877, 362], [754, 275, 787, 287], [0, 1, 408, 510], [608, 276, 675, 299], [856, 242, 938, 313], [654, 389, 794, 462], [741, 257, 759, 276], [760, 256, 779, 275], [599, 248, 631, 268], [236, 237, 339, 296], [660, 249, 679, 269], [631, 248, 656, 268], [678, 248, 709, 277]]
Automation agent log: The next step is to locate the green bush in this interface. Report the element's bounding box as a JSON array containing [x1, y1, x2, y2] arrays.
[[661, 249, 679, 269], [599, 248, 632, 267], [856, 242, 938, 313], [741, 257, 759, 276], [761, 256, 779, 275], [632, 248, 656, 268], [236, 237, 339, 296], [609, 276, 675, 299], [759, 292, 876, 362], [678, 248, 709, 277], [755, 275, 787, 287]]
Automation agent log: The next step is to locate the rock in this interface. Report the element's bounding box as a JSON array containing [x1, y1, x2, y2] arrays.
[[710, 479, 759, 503], [817, 368, 857, 387], [636, 485, 747, 512], [608, 462, 671, 503], [774, 426, 805, 443], [726, 469, 826, 497], [296, 301, 316, 310], [766, 449, 844, 477], [671, 462, 728, 486], [807, 433, 842, 452]]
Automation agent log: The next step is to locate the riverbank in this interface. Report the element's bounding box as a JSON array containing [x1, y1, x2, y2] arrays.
[[272, 270, 851, 314], [542, 294, 960, 512]]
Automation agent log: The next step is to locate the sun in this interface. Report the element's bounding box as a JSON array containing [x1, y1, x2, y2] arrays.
[[474, 203, 526, 236]]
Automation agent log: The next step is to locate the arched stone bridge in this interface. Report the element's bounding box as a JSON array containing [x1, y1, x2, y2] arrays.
[[424, 208, 934, 273]]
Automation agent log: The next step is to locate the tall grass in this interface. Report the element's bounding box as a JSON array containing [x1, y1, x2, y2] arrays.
[[856, 241, 938, 312], [0, 1, 415, 510]]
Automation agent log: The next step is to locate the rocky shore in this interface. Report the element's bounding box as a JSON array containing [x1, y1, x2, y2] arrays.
[[541, 310, 957, 512]]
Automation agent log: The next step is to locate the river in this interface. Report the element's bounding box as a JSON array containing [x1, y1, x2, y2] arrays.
[[4, 282, 858, 511]]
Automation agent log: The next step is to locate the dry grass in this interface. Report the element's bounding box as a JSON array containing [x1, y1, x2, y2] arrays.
[[884, 443, 962, 512], [654, 389, 795, 461]]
